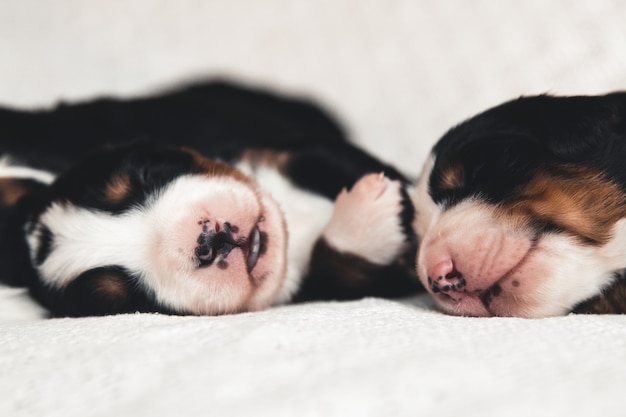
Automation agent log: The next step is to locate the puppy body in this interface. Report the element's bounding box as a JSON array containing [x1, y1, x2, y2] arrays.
[[413, 93, 626, 317], [0, 81, 420, 316]]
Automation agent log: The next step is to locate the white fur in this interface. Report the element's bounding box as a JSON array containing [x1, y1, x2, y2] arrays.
[[523, 231, 626, 317], [528, 219, 626, 317], [411, 155, 441, 239], [237, 161, 334, 304], [28, 203, 151, 286], [0, 156, 55, 184]]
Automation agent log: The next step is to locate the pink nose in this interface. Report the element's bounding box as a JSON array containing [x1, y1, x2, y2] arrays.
[[426, 259, 467, 294]]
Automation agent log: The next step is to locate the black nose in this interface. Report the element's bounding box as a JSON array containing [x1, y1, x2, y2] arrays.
[[195, 230, 238, 267]]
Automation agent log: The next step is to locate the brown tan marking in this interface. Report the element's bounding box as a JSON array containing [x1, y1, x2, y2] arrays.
[[92, 271, 130, 301], [181, 147, 255, 185], [439, 162, 465, 189], [239, 149, 289, 170], [503, 165, 626, 245], [0, 178, 39, 206], [104, 173, 132, 203]]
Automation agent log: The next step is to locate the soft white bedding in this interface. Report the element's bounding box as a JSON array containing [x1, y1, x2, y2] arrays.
[[2, 1, 626, 416], [3, 291, 626, 416]]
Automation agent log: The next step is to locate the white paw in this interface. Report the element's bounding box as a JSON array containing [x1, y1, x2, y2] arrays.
[[323, 173, 408, 265]]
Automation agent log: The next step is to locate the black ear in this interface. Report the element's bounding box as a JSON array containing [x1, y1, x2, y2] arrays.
[[430, 132, 543, 206], [542, 95, 626, 163], [542, 117, 615, 164], [38, 266, 162, 317], [544, 132, 601, 162]]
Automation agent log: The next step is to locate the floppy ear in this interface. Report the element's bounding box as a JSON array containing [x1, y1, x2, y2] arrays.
[[542, 95, 626, 163], [429, 132, 544, 206], [447, 94, 626, 165], [546, 133, 602, 162]]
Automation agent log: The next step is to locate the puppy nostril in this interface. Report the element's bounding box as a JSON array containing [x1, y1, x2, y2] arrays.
[[196, 244, 216, 267], [428, 261, 466, 294], [195, 222, 240, 268], [445, 268, 466, 287], [445, 269, 461, 280]]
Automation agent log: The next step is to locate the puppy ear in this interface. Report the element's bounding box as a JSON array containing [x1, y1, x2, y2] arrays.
[[543, 96, 626, 163], [544, 128, 604, 163], [572, 273, 626, 314]]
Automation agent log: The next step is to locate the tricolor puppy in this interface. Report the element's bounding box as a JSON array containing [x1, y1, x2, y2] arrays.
[[413, 93, 626, 318], [0, 81, 419, 317]]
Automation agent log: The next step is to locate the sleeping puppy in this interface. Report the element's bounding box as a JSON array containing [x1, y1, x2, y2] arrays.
[[412, 92, 626, 318], [0, 81, 420, 317]]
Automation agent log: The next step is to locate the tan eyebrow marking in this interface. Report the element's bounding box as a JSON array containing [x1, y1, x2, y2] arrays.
[[104, 173, 132, 203], [504, 165, 626, 245], [438, 163, 464, 189], [0, 178, 41, 206]]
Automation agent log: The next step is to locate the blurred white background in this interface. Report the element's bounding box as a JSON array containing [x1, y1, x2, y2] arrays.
[[1, 0, 625, 176]]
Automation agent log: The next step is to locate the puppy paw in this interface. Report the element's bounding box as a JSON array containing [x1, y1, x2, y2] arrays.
[[323, 173, 408, 265]]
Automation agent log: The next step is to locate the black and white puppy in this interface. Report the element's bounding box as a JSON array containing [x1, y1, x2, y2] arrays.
[[0, 81, 420, 317], [412, 92, 626, 317]]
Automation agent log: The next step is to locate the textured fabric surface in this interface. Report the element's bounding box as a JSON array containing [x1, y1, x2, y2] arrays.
[[2, 1, 626, 416], [3, 296, 626, 417]]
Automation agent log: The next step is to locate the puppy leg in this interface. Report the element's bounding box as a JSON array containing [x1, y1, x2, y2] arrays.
[[295, 173, 421, 301], [324, 172, 409, 264]]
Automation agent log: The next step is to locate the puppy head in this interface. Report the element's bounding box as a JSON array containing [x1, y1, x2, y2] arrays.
[[26, 143, 288, 316], [413, 93, 626, 317]]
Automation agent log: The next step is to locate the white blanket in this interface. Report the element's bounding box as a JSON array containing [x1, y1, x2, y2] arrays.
[[3, 290, 626, 416], [3, 1, 626, 416]]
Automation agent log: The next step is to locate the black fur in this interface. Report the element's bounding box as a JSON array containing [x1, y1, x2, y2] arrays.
[[430, 93, 626, 208]]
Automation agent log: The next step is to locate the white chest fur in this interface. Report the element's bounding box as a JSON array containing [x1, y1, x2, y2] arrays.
[[0, 156, 56, 184], [236, 161, 335, 303]]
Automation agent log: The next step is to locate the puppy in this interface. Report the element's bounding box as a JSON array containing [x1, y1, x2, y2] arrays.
[[412, 92, 626, 317], [0, 81, 420, 317]]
